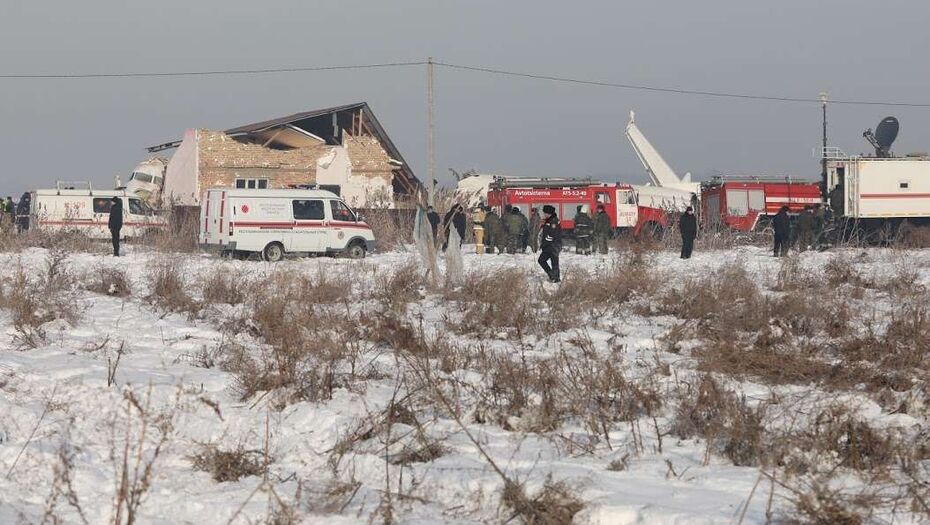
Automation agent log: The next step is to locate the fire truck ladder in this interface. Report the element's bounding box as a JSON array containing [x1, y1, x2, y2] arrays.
[[489, 176, 597, 190]]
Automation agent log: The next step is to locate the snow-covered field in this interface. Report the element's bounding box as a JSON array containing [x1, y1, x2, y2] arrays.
[[0, 244, 928, 524]]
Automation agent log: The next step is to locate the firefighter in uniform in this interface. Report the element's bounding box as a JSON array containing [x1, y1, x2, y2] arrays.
[[593, 204, 611, 255], [528, 208, 541, 253], [573, 205, 593, 255], [538, 205, 562, 283], [472, 205, 487, 254]]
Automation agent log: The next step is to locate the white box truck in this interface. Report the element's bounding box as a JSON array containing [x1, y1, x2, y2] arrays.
[[199, 188, 377, 261], [30, 182, 166, 239]]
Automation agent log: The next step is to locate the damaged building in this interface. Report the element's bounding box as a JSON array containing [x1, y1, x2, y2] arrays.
[[147, 102, 421, 208]]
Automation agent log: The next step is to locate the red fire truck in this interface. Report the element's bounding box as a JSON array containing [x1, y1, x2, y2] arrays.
[[701, 177, 822, 232], [486, 178, 672, 236]]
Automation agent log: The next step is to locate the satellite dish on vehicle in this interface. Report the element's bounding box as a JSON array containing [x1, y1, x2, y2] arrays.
[[863, 116, 899, 157]]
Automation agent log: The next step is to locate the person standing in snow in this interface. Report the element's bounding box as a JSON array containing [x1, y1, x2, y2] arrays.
[[573, 205, 593, 255], [528, 207, 541, 253], [15, 192, 30, 233], [442, 204, 466, 250], [471, 205, 486, 254], [108, 197, 123, 257], [426, 206, 440, 244], [502, 206, 525, 254], [795, 206, 815, 251], [483, 206, 502, 254], [679, 206, 697, 259], [538, 205, 562, 283], [772, 205, 791, 257], [593, 204, 611, 255], [5, 197, 14, 228]]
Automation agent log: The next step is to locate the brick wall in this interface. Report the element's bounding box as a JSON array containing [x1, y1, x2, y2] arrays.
[[193, 130, 398, 206]]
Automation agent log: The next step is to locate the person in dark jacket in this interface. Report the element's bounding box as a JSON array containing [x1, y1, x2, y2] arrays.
[[108, 197, 123, 256], [528, 208, 541, 253], [772, 205, 791, 257], [573, 205, 594, 255], [15, 192, 30, 233], [442, 204, 467, 250], [483, 207, 501, 254], [593, 204, 611, 254], [795, 206, 815, 251], [514, 207, 530, 252], [679, 206, 697, 259], [538, 205, 562, 283], [426, 206, 441, 243]]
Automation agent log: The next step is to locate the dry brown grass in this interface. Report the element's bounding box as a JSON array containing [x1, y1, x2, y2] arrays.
[[146, 259, 198, 315], [190, 444, 267, 482], [445, 267, 536, 337], [0, 250, 82, 347], [200, 268, 246, 305], [0, 229, 104, 254], [85, 266, 132, 297], [671, 375, 767, 467]]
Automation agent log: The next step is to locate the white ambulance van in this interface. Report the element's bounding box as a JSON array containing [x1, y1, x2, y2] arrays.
[[199, 188, 377, 261], [30, 182, 166, 239]]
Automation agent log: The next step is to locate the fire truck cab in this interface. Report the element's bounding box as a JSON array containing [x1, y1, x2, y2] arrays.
[[486, 178, 669, 236]]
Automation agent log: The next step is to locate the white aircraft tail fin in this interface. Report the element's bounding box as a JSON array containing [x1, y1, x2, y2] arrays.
[[624, 111, 684, 188]]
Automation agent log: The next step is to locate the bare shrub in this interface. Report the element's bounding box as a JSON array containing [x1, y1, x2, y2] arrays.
[[363, 208, 415, 252], [372, 262, 423, 314], [446, 267, 535, 337], [146, 259, 198, 314], [671, 375, 766, 466], [0, 229, 104, 254], [543, 250, 662, 329], [0, 251, 82, 347], [658, 261, 767, 336], [86, 266, 132, 297], [552, 337, 662, 449], [110, 387, 175, 525], [500, 476, 584, 525], [144, 206, 199, 253], [190, 444, 267, 482], [200, 269, 246, 305], [227, 274, 369, 405]]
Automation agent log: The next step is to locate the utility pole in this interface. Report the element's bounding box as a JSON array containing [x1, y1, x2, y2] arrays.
[[427, 57, 436, 206], [820, 91, 828, 198]]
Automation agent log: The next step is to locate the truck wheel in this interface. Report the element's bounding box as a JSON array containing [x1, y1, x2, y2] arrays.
[[345, 242, 366, 259], [262, 242, 285, 262]]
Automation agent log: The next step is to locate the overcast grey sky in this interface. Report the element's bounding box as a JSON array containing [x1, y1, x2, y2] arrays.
[[1, 0, 929, 196]]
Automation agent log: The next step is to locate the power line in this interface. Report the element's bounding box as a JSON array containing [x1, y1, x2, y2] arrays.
[[433, 61, 930, 108], [1, 57, 929, 108], [0, 61, 428, 79]]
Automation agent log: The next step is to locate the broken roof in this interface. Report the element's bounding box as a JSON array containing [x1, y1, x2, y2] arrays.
[[147, 102, 421, 195]]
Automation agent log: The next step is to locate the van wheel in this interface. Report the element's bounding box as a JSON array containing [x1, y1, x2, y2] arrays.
[[262, 242, 285, 262], [345, 242, 366, 259]]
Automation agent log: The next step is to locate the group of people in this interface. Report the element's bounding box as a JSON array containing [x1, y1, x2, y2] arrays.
[[677, 203, 831, 260], [773, 203, 829, 257], [425, 202, 619, 284], [426, 200, 833, 285], [0, 193, 30, 233], [572, 204, 613, 255]]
